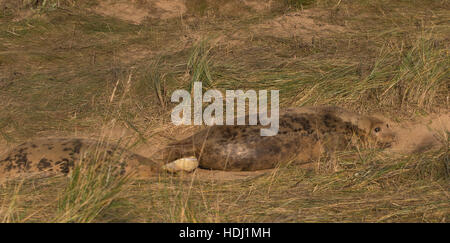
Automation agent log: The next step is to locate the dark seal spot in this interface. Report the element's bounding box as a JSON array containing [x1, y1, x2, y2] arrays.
[[55, 158, 73, 174], [37, 158, 52, 171]]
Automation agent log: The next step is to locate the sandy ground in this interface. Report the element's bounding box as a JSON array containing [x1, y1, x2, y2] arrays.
[[92, 0, 186, 24], [252, 9, 347, 44], [389, 111, 450, 154]]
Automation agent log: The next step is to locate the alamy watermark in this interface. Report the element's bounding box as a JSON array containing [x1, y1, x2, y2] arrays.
[[170, 82, 279, 136]]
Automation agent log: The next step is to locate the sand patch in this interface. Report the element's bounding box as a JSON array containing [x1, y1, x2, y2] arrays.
[[252, 9, 346, 43], [389, 112, 450, 154], [93, 1, 149, 24], [92, 0, 186, 24], [242, 0, 273, 13], [153, 0, 186, 19]]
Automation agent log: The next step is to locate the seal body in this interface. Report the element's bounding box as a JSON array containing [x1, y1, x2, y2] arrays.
[[0, 138, 160, 181], [159, 106, 396, 171], [0, 106, 396, 178]]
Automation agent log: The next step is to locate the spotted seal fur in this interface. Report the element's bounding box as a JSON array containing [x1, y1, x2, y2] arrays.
[[0, 138, 161, 181], [0, 106, 396, 179], [158, 106, 396, 171]]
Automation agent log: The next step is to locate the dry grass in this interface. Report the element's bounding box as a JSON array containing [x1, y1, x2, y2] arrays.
[[53, 146, 132, 223], [0, 0, 448, 222]]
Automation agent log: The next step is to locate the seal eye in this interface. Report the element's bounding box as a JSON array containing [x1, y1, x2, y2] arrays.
[[374, 127, 381, 133]]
